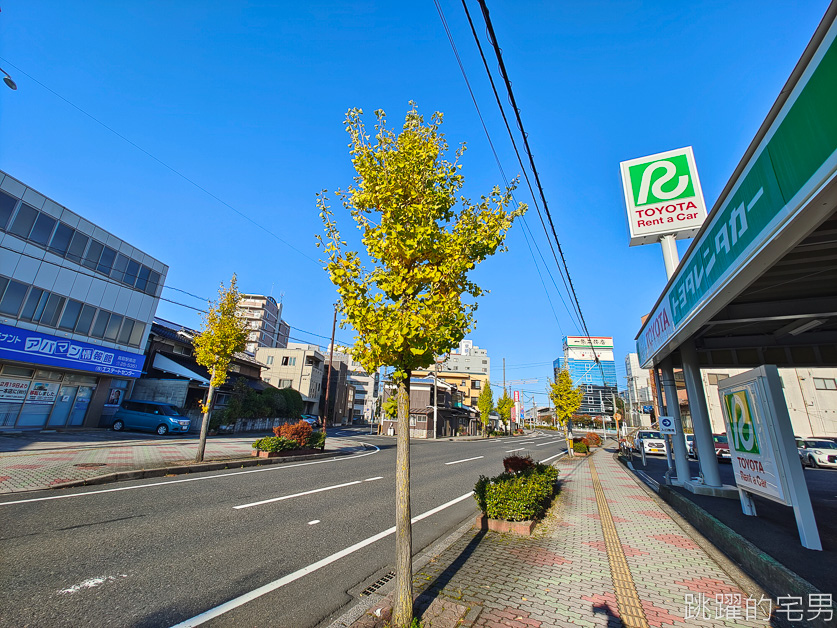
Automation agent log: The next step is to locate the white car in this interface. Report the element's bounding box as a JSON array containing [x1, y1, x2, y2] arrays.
[[633, 430, 666, 455], [796, 438, 837, 469]]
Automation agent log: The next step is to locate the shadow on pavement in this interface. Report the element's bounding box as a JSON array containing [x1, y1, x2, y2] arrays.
[[414, 529, 487, 615], [629, 453, 837, 595]]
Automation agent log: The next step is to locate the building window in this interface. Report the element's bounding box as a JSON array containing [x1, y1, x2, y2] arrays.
[[266, 355, 274, 365], [0, 279, 28, 316], [282, 356, 290, 366], [279, 379, 292, 388], [471, 380, 480, 389], [814, 378, 837, 390]]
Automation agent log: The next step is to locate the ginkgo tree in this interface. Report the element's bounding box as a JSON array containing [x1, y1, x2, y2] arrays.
[[548, 367, 585, 457], [477, 383, 494, 436], [496, 388, 513, 434], [192, 274, 248, 463], [317, 104, 525, 628]]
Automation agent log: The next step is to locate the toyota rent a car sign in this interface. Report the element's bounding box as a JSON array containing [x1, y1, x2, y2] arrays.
[[620, 146, 708, 246]]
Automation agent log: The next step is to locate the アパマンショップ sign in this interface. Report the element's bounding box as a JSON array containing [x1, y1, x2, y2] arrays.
[[620, 146, 708, 246]]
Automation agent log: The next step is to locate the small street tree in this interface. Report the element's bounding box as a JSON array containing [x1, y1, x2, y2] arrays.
[[477, 383, 494, 436], [317, 104, 525, 627], [496, 389, 513, 434], [192, 275, 248, 463], [548, 367, 585, 457]]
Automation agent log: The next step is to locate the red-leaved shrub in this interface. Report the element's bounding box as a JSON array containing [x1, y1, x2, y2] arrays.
[[503, 454, 536, 474], [585, 432, 602, 447], [273, 420, 313, 448]]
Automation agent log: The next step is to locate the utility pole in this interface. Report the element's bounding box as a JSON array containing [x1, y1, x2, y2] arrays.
[[323, 305, 337, 437], [433, 358, 439, 439], [502, 358, 506, 391]]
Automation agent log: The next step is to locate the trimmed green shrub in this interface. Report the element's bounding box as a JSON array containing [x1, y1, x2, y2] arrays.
[[308, 430, 326, 450], [252, 436, 298, 453], [474, 463, 559, 522], [573, 440, 589, 454]]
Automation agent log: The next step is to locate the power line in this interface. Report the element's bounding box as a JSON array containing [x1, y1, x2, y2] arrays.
[[474, 0, 608, 386], [0, 56, 319, 266], [433, 0, 579, 335]]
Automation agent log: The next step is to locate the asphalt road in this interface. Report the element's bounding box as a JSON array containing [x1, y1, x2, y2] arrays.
[[0, 428, 569, 628]]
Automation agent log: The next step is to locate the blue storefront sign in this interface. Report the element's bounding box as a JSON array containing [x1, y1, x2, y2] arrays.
[[0, 322, 145, 378]]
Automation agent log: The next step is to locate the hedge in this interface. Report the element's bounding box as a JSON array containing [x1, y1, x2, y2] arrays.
[[474, 463, 559, 522]]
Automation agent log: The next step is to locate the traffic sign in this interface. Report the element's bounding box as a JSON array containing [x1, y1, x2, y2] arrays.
[[658, 416, 676, 434]]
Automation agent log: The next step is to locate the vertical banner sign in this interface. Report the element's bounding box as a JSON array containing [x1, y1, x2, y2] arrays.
[[620, 147, 708, 246], [718, 366, 821, 550], [513, 390, 520, 402]]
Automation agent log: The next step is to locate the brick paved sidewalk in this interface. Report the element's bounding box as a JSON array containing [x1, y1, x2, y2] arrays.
[[0, 435, 363, 493], [351, 448, 768, 628]]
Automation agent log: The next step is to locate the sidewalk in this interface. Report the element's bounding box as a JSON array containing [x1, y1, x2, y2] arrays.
[[346, 447, 795, 628], [0, 430, 364, 493]]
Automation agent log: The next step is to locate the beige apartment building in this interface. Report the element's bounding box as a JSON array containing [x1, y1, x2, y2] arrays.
[[256, 343, 324, 415], [237, 294, 290, 355], [412, 368, 488, 410]]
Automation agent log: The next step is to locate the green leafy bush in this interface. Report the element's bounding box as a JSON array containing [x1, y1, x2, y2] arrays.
[[251, 436, 298, 453], [573, 440, 589, 454], [307, 430, 326, 450], [473, 463, 559, 522]]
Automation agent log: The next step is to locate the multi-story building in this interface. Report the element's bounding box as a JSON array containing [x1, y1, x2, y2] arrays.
[[555, 336, 618, 420], [379, 376, 478, 438], [412, 368, 488, 410], [625, 352, 653, 427], [256, 343, 324, 415], [441, 339, 490, 379], [237, 294, 287, 355], [320, 358, 350, 425], [327, 347, 379, 424], [0, 170, 166, 429]]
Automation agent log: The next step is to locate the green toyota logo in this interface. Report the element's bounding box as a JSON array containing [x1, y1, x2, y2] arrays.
[[628, 154, 696, 206], [724, 390, 760, 454]]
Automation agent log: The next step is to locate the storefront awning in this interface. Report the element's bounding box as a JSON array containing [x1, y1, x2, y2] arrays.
[[152, 354, 210, 384]]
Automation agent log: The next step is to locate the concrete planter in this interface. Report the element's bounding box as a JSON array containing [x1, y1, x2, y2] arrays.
[[252, 448, 322, 458], [475, 514, 537, 536]]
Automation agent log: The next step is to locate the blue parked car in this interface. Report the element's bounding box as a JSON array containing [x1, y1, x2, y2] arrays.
[[112, 400, 190, 436]]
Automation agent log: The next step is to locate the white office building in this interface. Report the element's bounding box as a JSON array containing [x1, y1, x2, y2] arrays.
[[0, 170, 166, 429]]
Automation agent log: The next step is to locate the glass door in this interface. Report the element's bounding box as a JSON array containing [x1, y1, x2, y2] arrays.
[[68, 386, 93, 426], [47, 386, 78, 427]]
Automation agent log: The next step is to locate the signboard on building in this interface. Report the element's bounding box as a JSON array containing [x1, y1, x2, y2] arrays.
[[620, 146, 708, 246], [636, 25, 837, 369], [564, 336, 613, 349], [0, 378, 31, 402], [513, 390, 520, 402], [0, 322, 145, 378], [718, 365, 821, 549]]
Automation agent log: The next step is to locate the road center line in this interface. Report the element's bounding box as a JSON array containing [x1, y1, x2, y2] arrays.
[[505, 448, 525, 453], [444, 455, 484, 466], [234, 479, 372, 510], [169, 491, 475, 628], [0, 445, 380, 506], [536, 439, 563, 446]]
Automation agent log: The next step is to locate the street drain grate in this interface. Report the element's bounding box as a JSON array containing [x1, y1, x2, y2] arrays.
[[74, 463, 107, 468], [359, 571, 395, 596]]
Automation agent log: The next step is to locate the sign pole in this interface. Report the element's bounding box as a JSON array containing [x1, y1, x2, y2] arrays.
[[660, 234, 680, 279]]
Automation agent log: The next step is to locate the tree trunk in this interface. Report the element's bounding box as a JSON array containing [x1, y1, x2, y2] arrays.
[[195, 380, 216, 463], [393, 372, 413, 628]]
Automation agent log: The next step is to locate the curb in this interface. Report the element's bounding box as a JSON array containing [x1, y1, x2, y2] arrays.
[[615, 453, 826, 604], [48, 446, 372, 491]]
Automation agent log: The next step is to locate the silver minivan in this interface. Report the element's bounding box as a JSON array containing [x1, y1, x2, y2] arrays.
[[112, 400, 190, 435]]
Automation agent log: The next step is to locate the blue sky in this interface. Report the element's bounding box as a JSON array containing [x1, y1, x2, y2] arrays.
[[0, 1, 830, 405]]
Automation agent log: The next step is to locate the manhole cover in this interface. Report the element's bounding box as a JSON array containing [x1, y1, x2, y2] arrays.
[[74, 463, 107, 468]]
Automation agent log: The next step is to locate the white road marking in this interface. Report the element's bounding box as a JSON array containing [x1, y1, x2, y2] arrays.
[[364, 476, 384, 482], [234, 480, 366, 510], [505, 448, 525, 453], [59, 574, 127, 595], [170, 491, 475, 628], [0, 445, 380, 507], [444, 456, 484, 466], [541, 451, 568, 463], [536, 440, 563, 447], [308, 520, 320, 526]]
